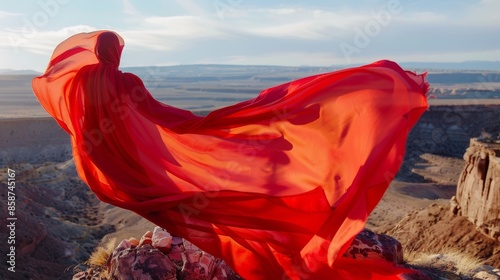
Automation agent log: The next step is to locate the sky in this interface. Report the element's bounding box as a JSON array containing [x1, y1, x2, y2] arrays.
[[0, 0, 499, 72]]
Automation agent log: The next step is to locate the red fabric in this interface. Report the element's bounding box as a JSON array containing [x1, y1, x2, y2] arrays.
[[33, 30, 429, 279]]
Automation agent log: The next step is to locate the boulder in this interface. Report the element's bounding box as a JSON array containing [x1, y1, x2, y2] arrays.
[[93, 227, 241, 280], [107, 244, 178, 280], [343, 228, 404, 264], [152, 226, 172, 254]]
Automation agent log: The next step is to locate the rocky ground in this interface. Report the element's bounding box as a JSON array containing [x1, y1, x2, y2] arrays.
[[1, 153, 498, 279], [389, 203, 500, 268], [1, 116, 499, 279], [0, 161, 114, 280]]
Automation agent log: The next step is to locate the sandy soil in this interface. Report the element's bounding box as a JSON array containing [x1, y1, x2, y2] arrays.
[[367, 153, 461, 231]]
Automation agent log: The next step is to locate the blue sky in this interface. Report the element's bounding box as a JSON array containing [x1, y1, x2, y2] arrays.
[[1, 0, 499, 72]]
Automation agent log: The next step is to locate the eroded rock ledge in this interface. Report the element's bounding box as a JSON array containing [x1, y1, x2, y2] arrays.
[[452, 138, 500, 240]]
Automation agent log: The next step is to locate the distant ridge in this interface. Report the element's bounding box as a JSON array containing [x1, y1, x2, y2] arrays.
[[400, 61, 500, 71], [3, 61, 500, 77], [122, 61, 500, 75]]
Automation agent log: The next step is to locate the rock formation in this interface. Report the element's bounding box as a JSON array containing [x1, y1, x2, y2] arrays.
[[452, 138, 500, 240], [73, 227, 405, 280], [343, 229, 404, 264]]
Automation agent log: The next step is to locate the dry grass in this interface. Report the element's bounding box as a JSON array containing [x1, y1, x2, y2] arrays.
[[403, 246, 484, 279], [385, 217, 484, 277], [404, 248, 485, 277], [84, 237, 117, 278], [87, 237, 116, 267]]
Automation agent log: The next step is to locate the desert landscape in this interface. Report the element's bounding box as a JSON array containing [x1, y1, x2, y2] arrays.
[[1, 65, 500, 279]]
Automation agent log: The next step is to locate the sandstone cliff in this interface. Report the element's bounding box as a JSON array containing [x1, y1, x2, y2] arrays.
[[452, 138, 500, 240]]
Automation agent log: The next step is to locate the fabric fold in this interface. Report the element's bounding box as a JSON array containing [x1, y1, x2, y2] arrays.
[[33, 30, 429, 279]]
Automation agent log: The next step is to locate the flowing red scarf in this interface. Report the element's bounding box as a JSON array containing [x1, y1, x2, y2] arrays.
[[33, 30, 428, 279]]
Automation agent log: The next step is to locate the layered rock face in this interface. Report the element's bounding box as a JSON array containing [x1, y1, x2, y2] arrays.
[[452, 138, 500, 240]]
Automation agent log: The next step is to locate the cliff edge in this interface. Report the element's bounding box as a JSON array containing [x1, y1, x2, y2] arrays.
[[452, 138, 500, 240]]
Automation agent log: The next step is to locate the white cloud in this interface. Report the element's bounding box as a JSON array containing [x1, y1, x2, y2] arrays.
[[267, 8, 297, 15], [0, 10, 22, 18], [396, 11, 448, 24], [120, 15, 229, 51], [244, 21, 335, 40], [119, 31, 180, 51], [173, 0, 207, 16], [0, 25, 96, 55], [122, 0, 138, 15], [196, 51, 343, 66], [465, 0, 500, 26], [219, 8, 369, 40], [142, 16, 224, 37]]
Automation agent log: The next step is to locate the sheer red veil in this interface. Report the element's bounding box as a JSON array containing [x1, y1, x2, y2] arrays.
[[33, 30, 428, 279]]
